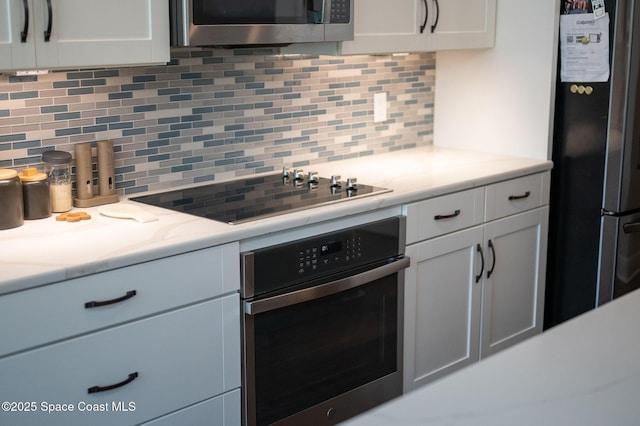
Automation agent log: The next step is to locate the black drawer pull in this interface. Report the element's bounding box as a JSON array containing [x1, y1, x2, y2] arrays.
[[430, 0, 440, 33], [44, 0, 52, 42], [508, 191, 531, 201], [623, 222, 640, 234], [487, 239, 496, 278], [85, 290, 137, 308], [434, 209, 461, 220], [475, 243, 484, 283], [21, 0, 29, 42], [420, 0, 429, 33], [88, 372, 138, 394]]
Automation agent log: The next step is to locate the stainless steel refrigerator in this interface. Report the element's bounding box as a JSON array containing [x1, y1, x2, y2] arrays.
[[546, 0, 640, 328]]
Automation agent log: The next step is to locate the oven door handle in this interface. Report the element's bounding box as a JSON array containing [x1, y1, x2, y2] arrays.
[[244, 256, 410, 315]]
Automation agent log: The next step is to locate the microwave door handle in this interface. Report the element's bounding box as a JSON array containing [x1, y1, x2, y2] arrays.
[[319, 0, 328, 23], [244, 256, 410, 315]]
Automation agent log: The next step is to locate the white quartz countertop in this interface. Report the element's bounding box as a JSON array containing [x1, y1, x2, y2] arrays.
[[0, 146, 551, 295], [342, 288, 640, 426]]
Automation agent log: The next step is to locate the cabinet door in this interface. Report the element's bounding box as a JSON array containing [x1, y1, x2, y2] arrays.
[[341, 0, 428, 55], [0, 0, 36, 70], [403, 225, 483, 392], [480, 207, 548, 358], [427, 0, 496, 51], [32, 0, 169, 69]]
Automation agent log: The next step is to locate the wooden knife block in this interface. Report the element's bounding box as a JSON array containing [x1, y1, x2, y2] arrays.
[[73, 140, 120, 207]]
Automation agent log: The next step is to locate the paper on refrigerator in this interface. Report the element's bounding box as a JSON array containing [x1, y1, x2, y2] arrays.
[[560, 13, 610, 82]]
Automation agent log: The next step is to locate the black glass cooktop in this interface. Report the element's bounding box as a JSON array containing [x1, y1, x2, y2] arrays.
[[130, 173, 391, 224]]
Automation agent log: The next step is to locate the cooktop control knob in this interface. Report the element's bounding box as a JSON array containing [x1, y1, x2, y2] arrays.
[[346, 177, 358, 190], [330, 175, 341, 187], [282, 167, 290, 178], [308, 171, 319, 183], [293, 169, 304, 180]]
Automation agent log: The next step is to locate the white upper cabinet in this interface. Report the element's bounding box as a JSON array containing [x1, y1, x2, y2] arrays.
[[341, 0, 496, 55], [0, 0, 169, 72]]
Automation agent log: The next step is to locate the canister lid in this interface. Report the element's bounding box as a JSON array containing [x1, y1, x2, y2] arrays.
[[0, 168, 18, 180], [19, 167, 47, 182], [42, 150, 72, 164]]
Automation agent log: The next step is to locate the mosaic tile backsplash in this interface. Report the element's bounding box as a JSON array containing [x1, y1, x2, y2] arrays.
[[0, 48, 435, 195]]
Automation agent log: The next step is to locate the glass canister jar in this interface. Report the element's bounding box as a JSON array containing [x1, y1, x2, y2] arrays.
[[42, 150, 73, 213], [0, 168, 24, 230], [19, 168, 52, 220]]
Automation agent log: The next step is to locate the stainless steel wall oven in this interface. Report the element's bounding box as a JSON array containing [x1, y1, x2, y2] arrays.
[[241, 216, 408, 425]]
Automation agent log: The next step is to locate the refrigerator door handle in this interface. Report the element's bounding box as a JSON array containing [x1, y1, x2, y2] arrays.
[[623, 222, 640, 234]]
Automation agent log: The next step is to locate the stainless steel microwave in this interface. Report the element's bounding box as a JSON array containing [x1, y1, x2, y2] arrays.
[[170, 0, 354, 47]]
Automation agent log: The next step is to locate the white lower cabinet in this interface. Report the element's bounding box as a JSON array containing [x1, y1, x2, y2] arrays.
[[0, 243, 241, 426], [403, 173, 549, 392]]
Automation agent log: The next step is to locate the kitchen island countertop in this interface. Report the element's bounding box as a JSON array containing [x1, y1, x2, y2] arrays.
[[0, 146, 551, 295], [343, 287, 640, 426]]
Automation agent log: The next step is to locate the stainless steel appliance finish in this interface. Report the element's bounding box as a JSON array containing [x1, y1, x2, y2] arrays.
[[170, 0, 353, 46], [241, 216, 408, 425], [546, 0, 640, 328]]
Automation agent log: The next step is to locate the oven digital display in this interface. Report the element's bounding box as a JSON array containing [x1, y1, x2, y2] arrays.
[[321, 241, 342, 256]]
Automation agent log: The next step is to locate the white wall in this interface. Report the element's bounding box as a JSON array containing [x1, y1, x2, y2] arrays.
[[434, 1, 560, 160]]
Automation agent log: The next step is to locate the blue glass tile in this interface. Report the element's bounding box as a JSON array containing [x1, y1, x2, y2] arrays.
[[109, 122, 133, 130], [96, 116, 121, 124], [148, 153, 170, 162], [67, 71, 93, 79], [10, 91, 38, 100], [124, 184, 147, 194], [13, 140, 40, 150], [0, 143, 9, 152], [265, 68, 284, 75], [183, 156, 203, 164], [256, 89, 274, 95], [170, 94, 192, 102], [148, 139, 170, 148], [245, 83, 265, 89], [41, 105, 67, 113], [170, 123, 192, 131], [225, 124, 244, 131], [254, 102, 273, 109], [133, 75, 157, 83], [181, 72, 202, 79], [135, 148, 158, 157], [81, 79, 106, 87], [214, 91, 234, 98], [181, 115, 202, 122], [224, 150, 244, 159], [123, 128, 146, 136], [192, 106, 214, 114], [274, 113, 291, 120], [158, 88, 181, 95], [134, 105, 157, 113], [194, 174, 215, 183], [54, 80, 79, 88], [194, 134, 214, 142], [0, 110, 9, 117], [55, 128, 80, 137], [95, 70, 119, 78], [54, 112, 81, 120], [159, 131, 180, 139], [171, 165, 192, 173], [109, 92, 133, 100], [235, 130, 254, 137], [0, 93, 7, 100], [83, 125, 108, 133], [274, 151, 291, 158], [115, 166, 135, 174], [215, 158, 235, 166], [158, 117, 180, 124], [203, 139, 224, 148], [9, 75, 37, 83], [283, 93, 301, 100], [214, 105, 234, 112]]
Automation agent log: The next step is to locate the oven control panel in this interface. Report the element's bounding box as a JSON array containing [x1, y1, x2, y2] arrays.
[[245, 216, 404, 298], [298, 235, 362, 275]]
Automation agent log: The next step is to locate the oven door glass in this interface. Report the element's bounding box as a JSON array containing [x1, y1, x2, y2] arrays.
[[246, 274, 399, 425], [193, 0, 321, 25]]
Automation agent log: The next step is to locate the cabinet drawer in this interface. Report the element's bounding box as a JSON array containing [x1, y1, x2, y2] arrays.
[[0, 295, 241, 426], [139, 389, 240, 426], [405, 188, 485, 244], [0, 242, 240, 357], [485, 173, 550, 221]]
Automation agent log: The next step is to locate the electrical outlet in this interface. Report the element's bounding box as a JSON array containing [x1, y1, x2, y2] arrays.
[[374, 92, 387, 123]]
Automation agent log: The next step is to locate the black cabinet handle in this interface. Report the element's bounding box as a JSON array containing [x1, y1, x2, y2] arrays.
[[88, 372, 138, 394], [475, 243, 484, 283], [430, 0, 440, 33], [85, 290, 137, 309], [434, 209, 461, 220], [487, 239, 496, 278], [420, 0, 429, 34], [21, 0, 29, 42], [508, 191, 531, 201], [44, 0, 52, 42]]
